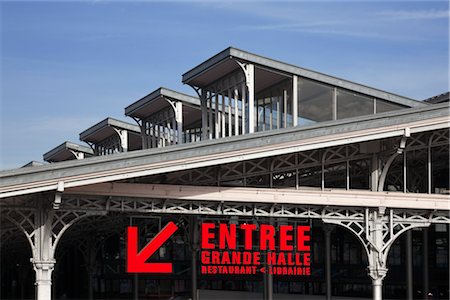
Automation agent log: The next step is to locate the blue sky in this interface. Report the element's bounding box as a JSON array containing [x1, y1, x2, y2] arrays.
[[1, 1, 449, 170]]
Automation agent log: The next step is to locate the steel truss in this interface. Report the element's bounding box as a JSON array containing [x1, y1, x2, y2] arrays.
[[57, 195, 449, 300], [1, 131, 449, 300], [0, 196, 105, 300], [161, 130, 449, 194]]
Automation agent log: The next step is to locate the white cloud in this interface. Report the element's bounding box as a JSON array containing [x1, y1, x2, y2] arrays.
[[378, 9, 449, 21], [227, 4, 448, 41]]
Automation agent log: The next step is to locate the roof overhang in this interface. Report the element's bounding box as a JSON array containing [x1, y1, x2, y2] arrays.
[[1, 103, 448, 198], [125, 87, 200, 120], [79, 117, 140, 144], [43, 141, 93, 162], [182, 47, 427, 108]]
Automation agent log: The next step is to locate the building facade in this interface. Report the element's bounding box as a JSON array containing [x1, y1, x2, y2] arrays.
[[1, 48, 449, 300]]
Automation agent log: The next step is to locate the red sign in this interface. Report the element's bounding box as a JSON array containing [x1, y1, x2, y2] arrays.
[[126, 221, 178, 273], [200, 223, 311, 276], [126, 221, 311, 276]]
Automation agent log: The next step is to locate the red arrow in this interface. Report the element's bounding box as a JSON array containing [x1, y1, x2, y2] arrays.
[[127, 221, 178, 273]]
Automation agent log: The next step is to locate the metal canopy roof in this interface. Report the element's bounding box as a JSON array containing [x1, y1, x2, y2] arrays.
[[43, 141, 93, 163], [424, 92, 449, 104], [79, 117, 140, 144], [125, 87, 201, 120], [1, 103, 448, 197], [182, 47, 428, 108]]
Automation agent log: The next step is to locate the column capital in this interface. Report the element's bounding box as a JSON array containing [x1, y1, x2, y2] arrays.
[[31, 259, 56, 269], [367, 266, 388, 282]]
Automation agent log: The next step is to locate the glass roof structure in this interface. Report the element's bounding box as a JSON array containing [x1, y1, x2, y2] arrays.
[[40, 47, 435, 163], [182, 47, 426, 139]]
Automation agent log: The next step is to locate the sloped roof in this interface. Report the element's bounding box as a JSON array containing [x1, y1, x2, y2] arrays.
[[183, 47, 427, 109], [1, 103, 448, 198], [43, 141, 93, 162], [79, 117, 140, 144], [424, 92, 449, 104], [125, 87, 200, 119]]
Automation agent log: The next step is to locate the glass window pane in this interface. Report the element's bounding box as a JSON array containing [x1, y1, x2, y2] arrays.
[[337, 89, 374, 119], [349, 159, 370, 190], [273, 171, 296, 188], [298, 166, 322, 188], [298, 79, 333, 124], [324, 162, 347, 189], [256, 80, 292, 131], [376, 99, 406, 113], [406, 149, 427, 193], [432, 144, 449, 194], [246, 174, 270, 188]]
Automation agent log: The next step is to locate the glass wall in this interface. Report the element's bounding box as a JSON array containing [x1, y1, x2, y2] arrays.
[[337, 89, 374, 119], [256, 79, 293, 131], [376, 99, 406, 113], [324, 162, 347, 189], [349, 159, 370, 189], [297, 78, 333, 125], [295, 77, 409, 126]]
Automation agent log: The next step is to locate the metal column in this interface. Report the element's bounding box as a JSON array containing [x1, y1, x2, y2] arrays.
[[86, 237, 97, 300], [368, 209, 387, 300], [267, 263, 273, 300], [33, 261, 55, 300], [114, 129, 128, 152], [200, 90, 208, 140], [190, 216, 198, 300], [134, 274, 139, 300], [175, 101, 183, 144], [422, 228, 429, 299], [324, 225, 332, 300], [32, 204, 56, 300], [263, 251, 273, 300], [406, 230, 413, 300], [292, 75, 298, 127], [247, 64, 255, 134]]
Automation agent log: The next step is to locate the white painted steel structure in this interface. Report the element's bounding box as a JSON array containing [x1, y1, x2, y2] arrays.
[[1, 48, 449, 300]]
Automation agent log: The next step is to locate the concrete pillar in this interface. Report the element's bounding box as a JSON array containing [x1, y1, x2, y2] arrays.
[[406, 230, 413, 300], [422, 228, 429, 299], [324, 225, 333, 300]]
